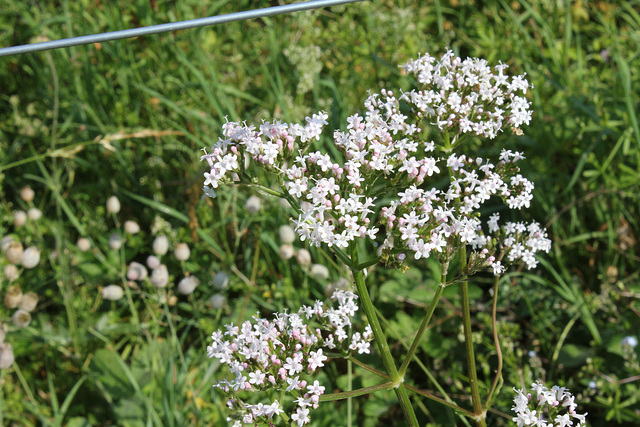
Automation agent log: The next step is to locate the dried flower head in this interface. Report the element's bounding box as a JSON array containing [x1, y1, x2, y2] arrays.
[[18, 291, 39, 312], [20, 186, 35, 202], [77, 237, 91, 252], [4, 241, 23, 264], [153, 235, 169, 256], [150, 264, 169, 288], [106, 196, 121, 214], [4, 286, 23, 309], [124, 220, 141, 234], [178, 276, 200, 295], [0, 342, 14, 370], [174, 243, 191, 261], [3, 264, 20, 282], [27, 208, 42, 221], [14, 211, 27, 227]]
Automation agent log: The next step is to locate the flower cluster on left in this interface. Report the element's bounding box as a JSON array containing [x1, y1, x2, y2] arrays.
[[207, 290, 372, 426]]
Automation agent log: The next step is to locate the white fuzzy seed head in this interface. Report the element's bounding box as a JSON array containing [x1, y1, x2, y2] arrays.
[[246, 195, 262, 214], [102, 284, 124, 301], [146, 255, 161, 269], [27, 208, 42, 221], [212, 271, 230, 290], [0, 343, 14, 370], [21, 246, 41, 269], [209, 293, 227, 309], [19, 291, 39, 312], [279, 225, 296, 244], [124, 220, 140, 234], [279, 244, 295, 260], [4, 286, 23, 309], [3, 264, 19, 282], [150, 265, 170, 288], [174, 243, 191, 261], [178, 276, 200, 295], [14, 211, 27, 227], [77, 237, 91, 252], [12, 309, 32, 328], [108, 234, 122, 250], [296, 249, 311, 267], [20, 186, 35, 202]]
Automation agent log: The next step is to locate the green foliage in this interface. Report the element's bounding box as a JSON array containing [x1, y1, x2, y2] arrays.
[[1, 0, 639, 425]]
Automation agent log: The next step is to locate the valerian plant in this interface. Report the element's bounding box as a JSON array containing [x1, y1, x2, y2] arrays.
[[201, 50, 571, 426]]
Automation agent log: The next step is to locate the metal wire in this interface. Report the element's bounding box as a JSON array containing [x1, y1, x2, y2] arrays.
[[0, 0, 366, 57]]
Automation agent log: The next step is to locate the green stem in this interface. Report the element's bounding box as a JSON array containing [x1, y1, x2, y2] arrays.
[[319, 381, 396, 401], [459, 247, 486, 426], [351, 245, 419, 426], [398, 263, 448, 378], [484, 275, 504, 409]]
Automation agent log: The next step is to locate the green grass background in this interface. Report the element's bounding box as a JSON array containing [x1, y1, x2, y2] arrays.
[[1, 0, 639, 425]]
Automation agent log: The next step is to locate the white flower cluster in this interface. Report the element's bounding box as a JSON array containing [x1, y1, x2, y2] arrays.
[[201, 50, 547, 275], [207, 290, 372, 426], [512, 381, 588, 427], [380, 150, 551, 273], [402, 50, 532, 139]]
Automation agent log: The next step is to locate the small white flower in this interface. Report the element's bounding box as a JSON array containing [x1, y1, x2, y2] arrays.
[[21, 246, 41, 269], [102, 284, 124, 301], [12, 309, 32, 328], [106, 196, 121, 214], [212, 271, 230, 290], [124, 220, 140, 234], [152, 235, 169, 256], [77, 238, 91, 252], [174, 243, 191, 261], [150, 265, 169, 288], [177, 276, 200, 295], [0, 343, 15, 369], [14, 211, 27, 227], [20, 186, 35, 202], [27, 208, 42, 221], [279, 225, 296, 244], [246, 195, 262, 214], [108, 233, 122, 250]]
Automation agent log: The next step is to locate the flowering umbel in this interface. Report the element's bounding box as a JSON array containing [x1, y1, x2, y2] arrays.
[[207, 290, 372, 426], [201, 50, 550, 274], [512, 381, 588, 427]]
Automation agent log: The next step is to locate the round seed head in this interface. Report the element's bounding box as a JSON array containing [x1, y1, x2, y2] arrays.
[[12, 309, 32, 328], [21, 246, 41, 269], [124, 220, 141, 234], [4, 241, 23, 264], [20, 186, 35, 202], [102, 284, 124, 301], [152, 235, 169, 256], [106, 196, 121, 214], [4, 286, 23, 309], [174, 243, 191, 261], [77, 237, 91, 252]]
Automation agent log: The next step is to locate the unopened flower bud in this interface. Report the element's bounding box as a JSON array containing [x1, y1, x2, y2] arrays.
[[0, 343, 14, 369], [296, 249, 311, 267], [27, 208, 42, 221], [279, 244, 295, 260], [245, 195, 261, 214], [127, 262, 148, 281], [279, 225, 296, 244], [150, 264, 169, 288], [152, 235, 169, 256], [174, 243, 190, 261], [102, 284, 124, 301], [177, 276, 200, 295], [108, 233, 122, 250], [167, 295, 178, 306], [4, 241, 23, 264], [124, 220, 140, 234], [77, 237, 91, 252], [21, 246, 40, 269], [209, 293, 227, 309], [4, 286, 23, 308], [14, 211, 27, 227], [146, 255, 160, 269], [212, 271, 230, 290], [12, 309, 31, 328], [309, 264, 329, 280], [20, 186, 35, 202], [4, 264, 19, 282], [19, 291, 39, 312], [106, 196, 121, 214]]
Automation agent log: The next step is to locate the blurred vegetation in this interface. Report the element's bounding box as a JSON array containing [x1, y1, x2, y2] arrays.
[[0, 0, 639, 425]]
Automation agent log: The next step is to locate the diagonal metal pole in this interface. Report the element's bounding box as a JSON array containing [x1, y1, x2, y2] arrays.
[[0, 0, 366, 57]]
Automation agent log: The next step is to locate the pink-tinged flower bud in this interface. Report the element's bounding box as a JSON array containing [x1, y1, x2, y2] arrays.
[[20, 186, 35, 202], [174, 243, 191, 261], [150, 265, 169, 288], [106, 196, 121, 214], [18, 291, 38, 312], [4, 264, 19, 282], [127, 262, 148, 281], [152, 235, 169, 256], [209, 293, 227, 309], [146, 255, 160, 269], [268, 375, 276, 384], [124, 220, 140, 234], [4, 241, 23, 264], [300, 380, 307, 389], [27, 208, 42, 221], [177, 276, 200, 295], [4, 286, 23, 308], [102, 284, 124, 301], [14, 211, 27, 227], [279, 244, 295, 260], [21, 246, 40, 269], [296, 249, 311, 267], [212, 271, 230, 290], [77, 237, 91, 252], [0, 343, 14, 369], [12, 309, 31, 328]]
